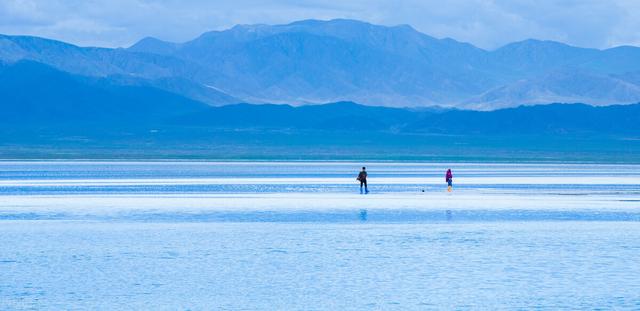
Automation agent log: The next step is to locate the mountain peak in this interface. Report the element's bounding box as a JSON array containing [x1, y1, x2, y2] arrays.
[[289, 18, 372, 27], [3, 19, 640, 109], [128, 37, 178, 55], [495, 38, 575, 51], [0, 34, 81, 50]]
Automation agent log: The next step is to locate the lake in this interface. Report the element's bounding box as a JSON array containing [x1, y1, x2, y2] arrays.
[[1, 161, 639, 309]]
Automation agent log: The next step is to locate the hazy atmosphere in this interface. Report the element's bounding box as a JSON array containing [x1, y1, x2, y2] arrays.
[[2, 0, 640, 49], [2, 1, 640, 309]]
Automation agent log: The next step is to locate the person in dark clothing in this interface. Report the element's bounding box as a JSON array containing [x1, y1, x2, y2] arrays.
[[357, 167, 369, 194], [446, 168, 453, 192]]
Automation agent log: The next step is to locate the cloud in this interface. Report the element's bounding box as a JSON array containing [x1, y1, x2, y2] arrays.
[[0, 0, 639, 49]]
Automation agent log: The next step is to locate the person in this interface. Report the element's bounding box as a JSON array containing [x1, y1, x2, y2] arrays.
[[446, 168, 453, 192], [357, 167, 369, 194]]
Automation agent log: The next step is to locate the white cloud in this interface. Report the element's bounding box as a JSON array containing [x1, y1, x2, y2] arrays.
[[0, 0, 639, 49]]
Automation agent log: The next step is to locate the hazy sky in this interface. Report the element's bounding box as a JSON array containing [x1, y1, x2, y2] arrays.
[[1, 0, 639, 50]]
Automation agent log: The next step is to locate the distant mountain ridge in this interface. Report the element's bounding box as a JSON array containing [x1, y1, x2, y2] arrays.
[[0, 60, 208, 124], [2, 60, 638, 138], [3, 19, 640, 108]]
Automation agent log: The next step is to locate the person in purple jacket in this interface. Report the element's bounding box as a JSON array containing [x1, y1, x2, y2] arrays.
[[446, 169, 453, 192]]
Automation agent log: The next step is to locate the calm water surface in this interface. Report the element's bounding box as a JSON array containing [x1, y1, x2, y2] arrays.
[[1, 162, 639, 309]]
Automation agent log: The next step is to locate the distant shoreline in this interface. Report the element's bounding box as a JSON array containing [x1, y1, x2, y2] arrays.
[[1, 157, 638, 164]]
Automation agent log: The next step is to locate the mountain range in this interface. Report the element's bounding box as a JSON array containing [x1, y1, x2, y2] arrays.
[[3, 19, 640, 109], [2, 60, 639, 137], [1, 60, 639, 161]]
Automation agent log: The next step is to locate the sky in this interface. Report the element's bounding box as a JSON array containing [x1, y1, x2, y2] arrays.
[[1, 0, 640, 50]]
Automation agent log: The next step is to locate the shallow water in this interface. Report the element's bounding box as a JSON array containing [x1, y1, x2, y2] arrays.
[[1, 161, 639, 309]]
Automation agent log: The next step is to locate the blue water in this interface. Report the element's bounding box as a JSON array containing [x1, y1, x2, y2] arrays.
[[1, 161, 640, 309], [2, 222, 640, 310]]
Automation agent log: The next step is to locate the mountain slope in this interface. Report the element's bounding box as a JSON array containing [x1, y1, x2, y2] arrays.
[[0, 60, 209, 125], [490, 39, 599, 76], [406, 103, 640, 135], [161, 19, 495, 105], [465, 70, 640, 109], [0, 35, 238, 106], [3, 19, 640, 108], [184, 102, 640, 136], [171, 101, 420, 131]]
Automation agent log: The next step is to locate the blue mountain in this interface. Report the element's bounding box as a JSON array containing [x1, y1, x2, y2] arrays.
[[2, 61, 636, 137], [1, 61, 638, 161], [3, 19, 640, 108], [0, 34, 239, 106], [0, 60, 208, 124], [163, 102, 639, 136]]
